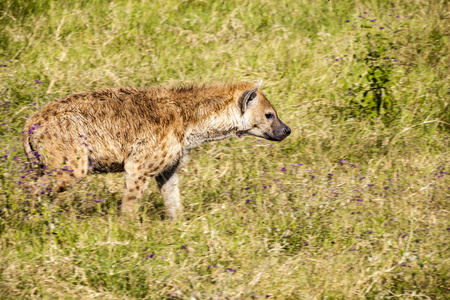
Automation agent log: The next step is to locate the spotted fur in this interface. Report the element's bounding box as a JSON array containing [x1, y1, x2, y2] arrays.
[[22, 81, 291, 218]]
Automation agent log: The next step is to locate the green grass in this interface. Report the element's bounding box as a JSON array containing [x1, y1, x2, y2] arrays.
[[0, 0, 449, 298]]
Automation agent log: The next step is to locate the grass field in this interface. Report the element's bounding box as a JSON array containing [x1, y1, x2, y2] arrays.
[[0, 0, 449, 298]]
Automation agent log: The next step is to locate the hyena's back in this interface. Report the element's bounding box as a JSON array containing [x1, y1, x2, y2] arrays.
[[23, 87, 196, 175]]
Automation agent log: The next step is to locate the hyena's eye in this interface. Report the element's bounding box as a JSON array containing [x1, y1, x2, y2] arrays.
[[265, 113, 274, 119]]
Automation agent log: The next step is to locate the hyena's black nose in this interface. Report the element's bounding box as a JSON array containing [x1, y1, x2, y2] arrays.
[[284, 126, 291, 136]]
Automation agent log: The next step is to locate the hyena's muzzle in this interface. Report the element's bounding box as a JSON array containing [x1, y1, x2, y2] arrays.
[[264, 117, 291, 141], [270, 120, 291, 141]]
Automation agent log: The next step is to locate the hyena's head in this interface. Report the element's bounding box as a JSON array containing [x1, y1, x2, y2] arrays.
[[238, 80, 291, 141]]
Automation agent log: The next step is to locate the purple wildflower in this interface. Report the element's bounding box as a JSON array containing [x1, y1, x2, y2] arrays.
[[280, 167, 286, 172], [146, 254, 155, 259]]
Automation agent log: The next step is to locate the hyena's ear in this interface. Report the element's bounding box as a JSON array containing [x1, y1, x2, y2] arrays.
[[241, 80, 263, 112]]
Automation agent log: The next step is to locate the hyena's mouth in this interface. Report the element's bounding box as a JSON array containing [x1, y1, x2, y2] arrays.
[[263, 133, 283, 142]]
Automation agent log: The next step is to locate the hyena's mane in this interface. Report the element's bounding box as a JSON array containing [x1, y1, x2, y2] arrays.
[[84, 82, 257, 125]]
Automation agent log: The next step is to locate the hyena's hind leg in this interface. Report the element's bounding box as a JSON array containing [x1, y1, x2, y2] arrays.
[[49, 152, 89, 193], [155, 151, 189, 219], [27, 128, 89, 194]]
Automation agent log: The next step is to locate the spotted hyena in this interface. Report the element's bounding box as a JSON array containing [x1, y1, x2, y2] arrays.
[[22, 80, 291, 218]]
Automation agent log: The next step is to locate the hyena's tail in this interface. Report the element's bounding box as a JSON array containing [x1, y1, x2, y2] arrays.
[[22, 130, 33, 161], [21, 123, 39, 162]]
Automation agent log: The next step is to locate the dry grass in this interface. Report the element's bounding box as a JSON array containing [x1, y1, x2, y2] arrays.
[[0, 0, 449, 299]]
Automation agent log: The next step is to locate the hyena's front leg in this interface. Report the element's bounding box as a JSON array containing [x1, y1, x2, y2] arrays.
[[121, 142, 184, 216], [155, 152, 189, 219], [121, 154, 156, 215]]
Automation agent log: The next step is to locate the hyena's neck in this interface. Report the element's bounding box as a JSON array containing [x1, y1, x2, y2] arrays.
[[184, 105, 242, 149]]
